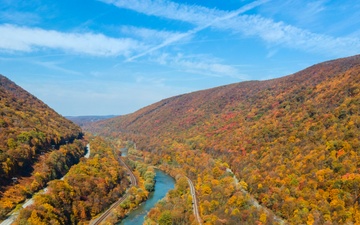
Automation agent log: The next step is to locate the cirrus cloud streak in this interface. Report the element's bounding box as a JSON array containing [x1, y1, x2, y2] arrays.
[[101, 0, 360, 57], [0, 24, 142, 56]]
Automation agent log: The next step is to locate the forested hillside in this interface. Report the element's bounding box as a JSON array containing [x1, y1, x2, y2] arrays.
[[15, 137, 129, 224], [86, 55, 360, 224], [0, 75, 83, 219]]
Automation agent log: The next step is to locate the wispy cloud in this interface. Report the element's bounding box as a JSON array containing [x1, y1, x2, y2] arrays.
[[125, 30, 193, 62], [226, 15, 360, 56], [177, 60, 244, 79], [258, 0, 327, 25], [32, 60, 82, 75], [99, 0, 224, 25], [124, 0, 267, 61], [0, 24, 142, 56], [121, 26, 185, 42], [102, 0, 360, 57], [0, 11, 41, 25], [151, 53, 247, 80]]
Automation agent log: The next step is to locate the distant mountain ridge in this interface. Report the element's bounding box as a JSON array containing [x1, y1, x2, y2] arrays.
[[67, 115, 116, 127], [85, 54, 360, 224], [87, 54, 360, 136]]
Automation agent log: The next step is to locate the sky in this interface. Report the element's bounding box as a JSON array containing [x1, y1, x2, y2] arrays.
[[0, 0, 359, 116]]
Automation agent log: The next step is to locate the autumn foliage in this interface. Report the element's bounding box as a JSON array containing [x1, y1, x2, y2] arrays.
[[15, 137, 129, 224], [86, 55, 360, 224], [0, 75, 83, 219]]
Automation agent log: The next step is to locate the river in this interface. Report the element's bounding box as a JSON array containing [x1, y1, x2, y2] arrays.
[[117, 169, 175, 225]]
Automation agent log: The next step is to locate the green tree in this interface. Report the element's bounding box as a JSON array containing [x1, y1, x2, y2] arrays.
[[159, 210, 172, 225]]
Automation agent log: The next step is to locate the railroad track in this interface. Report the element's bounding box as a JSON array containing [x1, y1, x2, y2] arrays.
[[91, 155, 137, 225], [117, 155, 137, 186], [186, 177, 202, 225], [91, 191, 130, 225]]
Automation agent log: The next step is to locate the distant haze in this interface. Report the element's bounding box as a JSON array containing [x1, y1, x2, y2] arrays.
[[1, 0, 359, 115], [66, 115, 117, 126]]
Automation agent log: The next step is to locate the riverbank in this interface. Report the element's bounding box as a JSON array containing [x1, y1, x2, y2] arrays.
[[118, 169, 175, 225]]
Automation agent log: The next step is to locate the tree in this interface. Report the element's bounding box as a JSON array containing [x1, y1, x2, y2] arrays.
[[158, 210, 172, 225]]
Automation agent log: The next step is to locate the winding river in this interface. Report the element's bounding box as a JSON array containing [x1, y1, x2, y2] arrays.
[[117, 169, 175, 225]]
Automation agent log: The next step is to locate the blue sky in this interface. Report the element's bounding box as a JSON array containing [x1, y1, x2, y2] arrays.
[[1, 0, 359, 116]]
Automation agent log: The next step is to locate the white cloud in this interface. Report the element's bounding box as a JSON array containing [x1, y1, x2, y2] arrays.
[[102, 0, 360, 57], [151, 53, 247, 80], [121, 26, 184, 42], [126, 30, 194, 61], [175, 59, 240, 78], [225, 15, 360, 56], [0, 24, 142, 56], [124, 0, 265, 61], [99, 0, 224, 25]]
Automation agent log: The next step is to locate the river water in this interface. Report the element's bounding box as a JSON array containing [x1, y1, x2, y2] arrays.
[[118, 169, 175, 225]]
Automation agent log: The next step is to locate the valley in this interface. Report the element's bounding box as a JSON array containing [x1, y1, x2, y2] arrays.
[[1, 54, 360, 225], [1, 1, 359, 224], [85, 55, 360, 224]]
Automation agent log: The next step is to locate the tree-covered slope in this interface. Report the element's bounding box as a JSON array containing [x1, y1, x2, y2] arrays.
[[89, 55, 360, 137], [0, 75, 82, 180], [86, 55, 360, 224], [0, 75, 83, 218]]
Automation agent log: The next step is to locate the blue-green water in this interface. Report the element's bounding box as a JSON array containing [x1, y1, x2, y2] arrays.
[[120, 148, 128, 157], [118, 169, 175, 225]]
